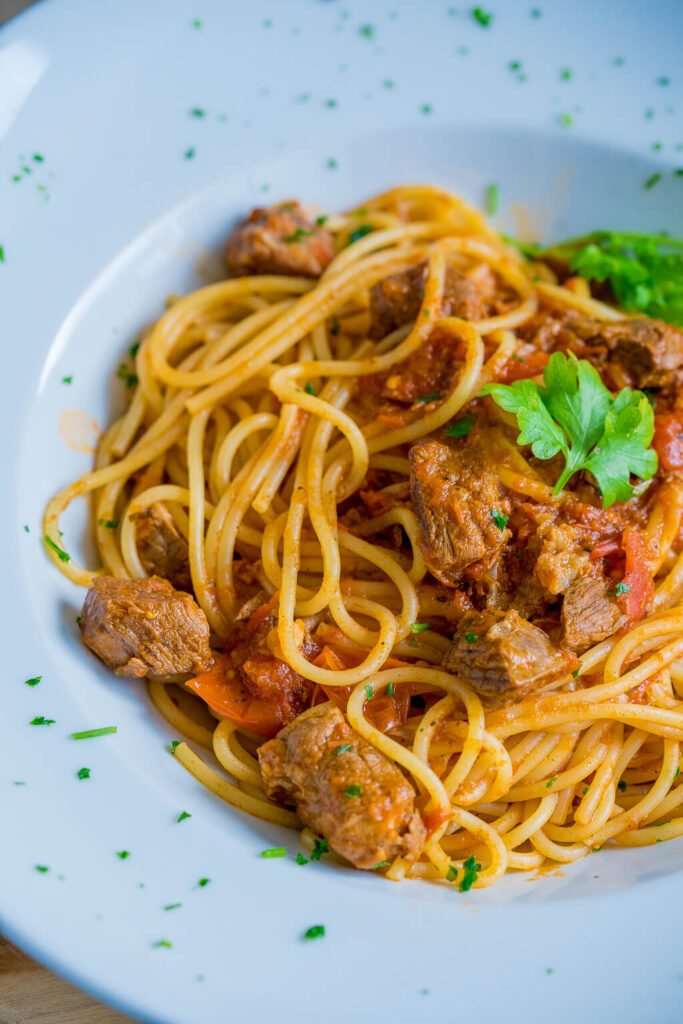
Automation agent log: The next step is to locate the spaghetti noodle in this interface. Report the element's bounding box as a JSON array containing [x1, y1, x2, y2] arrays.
[[44, 185, 683, 889]]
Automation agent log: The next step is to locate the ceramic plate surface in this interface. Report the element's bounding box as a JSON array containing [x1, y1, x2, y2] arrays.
[[2, 2, 683, 1022]]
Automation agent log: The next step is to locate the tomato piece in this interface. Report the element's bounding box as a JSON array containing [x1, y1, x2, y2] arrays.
[[187, 652, 287, 738], [497, 350, 550, 383], [653, 414, 683, 472], [315, 645, 411, 733], [619, 527, 654, 623]]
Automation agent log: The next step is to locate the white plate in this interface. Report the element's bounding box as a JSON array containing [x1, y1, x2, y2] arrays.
[[2, 2, 683, 1022]]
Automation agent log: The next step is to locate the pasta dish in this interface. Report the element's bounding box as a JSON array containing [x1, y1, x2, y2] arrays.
[[43, 185, 683, 889]]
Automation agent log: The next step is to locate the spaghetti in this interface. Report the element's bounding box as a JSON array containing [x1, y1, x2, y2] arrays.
[[44, 185, 683, 889]]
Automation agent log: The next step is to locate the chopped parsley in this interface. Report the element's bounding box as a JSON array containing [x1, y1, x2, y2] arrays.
[[349, 224, 373, 244], [644, 172, 662, 191], [296, 852, 309, 865], [420, 104, 433, 115], [345, 784, 363, 798], [559, 112, 573, 127], [386, 683, 395, 697], [459, 855, 481, 892], [116, 363, 138, 388], [170, 740, 181, 754], [35, 865, 49, 873], [0, 246, 4, 262], [98, 518, 120, 529], [24, 676, 42, 687], [164, 903, 182, 910], [283, 227, 314, 243], [176, 811, 192, 823], [481, 352, 658, 507], [24, 525, 29, 533], [383, 78, 395, 88], [190, 107, 205, 118], [675, 766, 681, 782], [71, 726, 117, 739], [615, 582, 631, 596], [572, 669, 579, 679], [416, 392, 441, 404], [326, 157, 338, 170], [304, 382, 317, 396], [303, 924, 325, 940], [485, 183, 499, 214], [582, 786, 589, 795], [491, 510, 509, 531], [444, 412, 474, 438], [116, 850, 130, 860], [617, 779, 627, 792], [44, 535, 70, 562], [465, 632, 478, 644], [365, 684, 374, 700], [192, 17, 202, 28], [261, 847, 286, 858], [198, 877, 210, 887], [324, 99, 338, 108], [310, 837, 329, 861], [410, 622, 431, 633], [560, 67, 572, 81], [333, 744, 354, 756], [30, 716, 55, 726], [152, 939, 172, 948], [408, 638, 419, 647], [61, 376, 73, 384], [359, 23, 375, 39], [184, 147, 196, 160], [77, 767, 90, 780], [373, 860, 390, 870], [546, 776, 557, 789], [446, 865, 458, 882], [471, 7, 493, 26]]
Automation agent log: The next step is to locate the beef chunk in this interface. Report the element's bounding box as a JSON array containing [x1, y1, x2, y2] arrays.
[[409, 432, 511, 586], [80, 576, 212, 678], [258, 704, 425, 869], [598, 318, 683, 389], [369, 261, 487, 339], [561, 576, 627, 650], [533, 523, 593, 597], [227, 597, 319, 726], [442, 609, 572, 704], [224, 201, 334, 278], [133, 503, 192, 593], [380, 329, 463, 405]]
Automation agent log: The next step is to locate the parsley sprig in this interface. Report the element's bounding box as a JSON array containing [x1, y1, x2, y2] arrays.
[[482, 352, 657, 507], [513, 231, 683, 326]]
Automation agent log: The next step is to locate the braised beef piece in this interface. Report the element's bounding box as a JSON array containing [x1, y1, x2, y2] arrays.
[[519, 306, 683, 389], [224, 201, 334, 278], [379, 329, 463, 405], [598, 319, 683, 389], [133, 503, 192, 593], [369, 261, 487, 339], [227, 598, 319, 725], [80, 576, 212, 678], [442, 609, 573, 705], [561, 576, 627, 650], [532, 523, 594, 598], [409, 431, 511, 586], [258, 703, 426, 869]]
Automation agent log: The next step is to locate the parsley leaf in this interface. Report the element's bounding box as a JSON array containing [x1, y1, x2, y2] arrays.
[[349, 224, 373, 244], [459, 855, 481, 892], [296, 852, 309, 865], [482, 352, 657, 507], [410, 622, 431, 633], [444, 412, 474, 438], [310, 837, 329, 861], [30, 716, 55, 726], [491, 510, 509, 531], [24, 676, 42, 687], [77, 767, 90, 780], [345, 784, 363, 798], [465, 632, 478, 644], [365, 684, 374, 700], [176, 811, 191, 823], [333, 744, 353, 756], [303, 924, 325, 940]]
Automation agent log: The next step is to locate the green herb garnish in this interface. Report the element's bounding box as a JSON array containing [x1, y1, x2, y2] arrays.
[[176, 811, 191, 823], [152, 939, 172, 948], [410, 622, 431, 633], [386, 683, 395, 697], [617, 779, 627, 792], [261, 847, 286, 858], [283, 227, 314, 243], [198, 877, 210, 886], [471, 7, 493, 26], [116, 850, 130, 860], [310, 837, 328, 861], [333, 744, 353, 756], [465, 632, 478, 644], [304, 382, 317, 396], [303, 924, 325, 940], [481, 352, 657, 507], [77, 768, 90, 780], [485, 183, 499, 214], [349, 224, 373, 244], [30, 716, 55, 726], [24, 676, 42, 687], [44, 535, 70, 562], [365, 684, 374, 700], [444, 412, 474, 438], [446, 865, 458, 882], [459, 855, 481, 892], [345, 784, 363, 798], [296, 852, 309, 865], [71, 726, 117, 740], [491, 510, 509, 531], [416, 392, 441, 404]]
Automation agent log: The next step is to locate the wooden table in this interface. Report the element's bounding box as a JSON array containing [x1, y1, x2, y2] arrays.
[[0, 937, 137, 1023], [0, 6, 136, 1016]]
